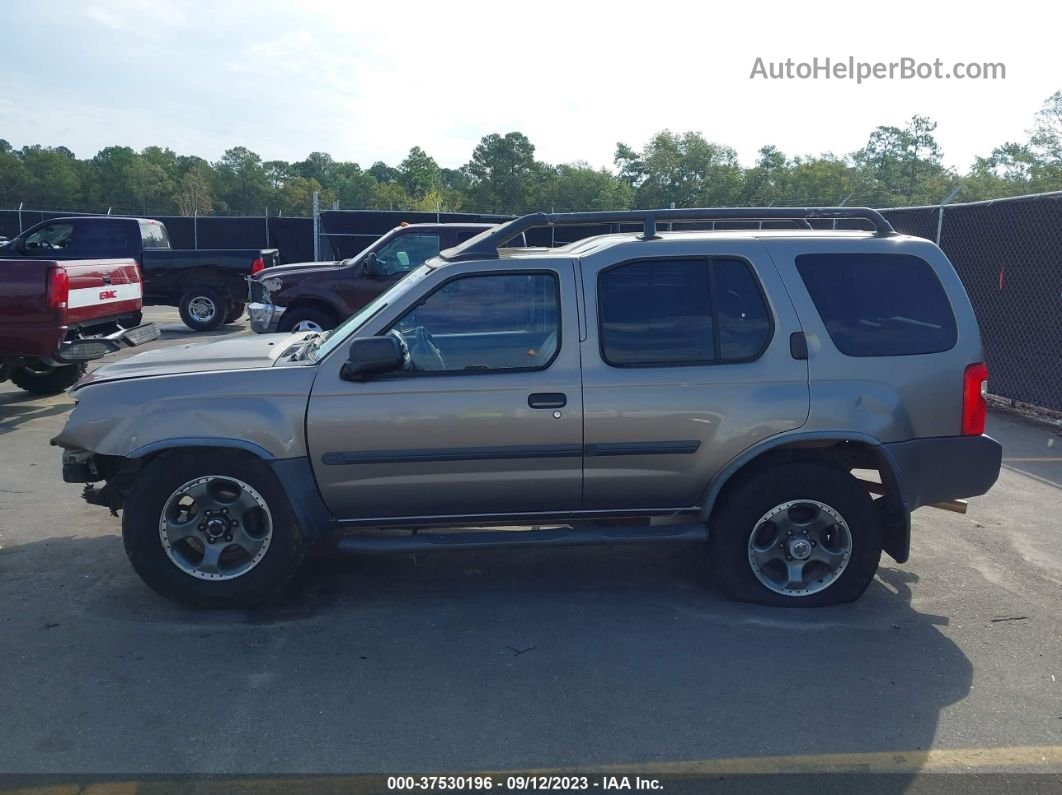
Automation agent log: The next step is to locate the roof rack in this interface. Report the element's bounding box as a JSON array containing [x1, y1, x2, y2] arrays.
[[440, 207, 896, 261]]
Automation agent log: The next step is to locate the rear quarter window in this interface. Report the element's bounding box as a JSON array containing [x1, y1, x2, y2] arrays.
[[795, 253, 957, 357], [139, 221, 171, 249]]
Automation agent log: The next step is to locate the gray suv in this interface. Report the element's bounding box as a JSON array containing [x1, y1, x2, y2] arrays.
[[53, 208, 1002, 608]]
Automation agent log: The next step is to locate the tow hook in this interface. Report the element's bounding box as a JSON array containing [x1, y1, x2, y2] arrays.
[[82, 483, 122, 516]]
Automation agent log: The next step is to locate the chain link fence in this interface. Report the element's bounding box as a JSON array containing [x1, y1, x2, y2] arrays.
[[4, 193, 1061, 412], [881, 192, 1062, 413]]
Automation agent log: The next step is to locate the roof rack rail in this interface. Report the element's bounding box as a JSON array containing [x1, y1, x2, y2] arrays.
[[440, 206, 896, 261]]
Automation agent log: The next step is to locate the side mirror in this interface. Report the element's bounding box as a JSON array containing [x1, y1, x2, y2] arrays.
[[364, 251, 382, 278], [340, 335, 404, 381], [11, 237, 26, 254]]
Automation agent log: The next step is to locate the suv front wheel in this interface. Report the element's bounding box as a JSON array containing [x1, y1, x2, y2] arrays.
[[122, 450, 305, 608], [708, 462, 882, 607]]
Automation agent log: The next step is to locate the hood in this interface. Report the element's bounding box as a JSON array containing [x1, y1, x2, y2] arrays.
[[258, 260, 342, 279], [74, 332, 312, 388]]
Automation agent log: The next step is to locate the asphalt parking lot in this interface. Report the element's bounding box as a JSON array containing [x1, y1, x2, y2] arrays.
[[1, 307, 1061, 784]]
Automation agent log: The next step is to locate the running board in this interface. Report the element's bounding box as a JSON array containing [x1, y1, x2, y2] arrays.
[[335, 522, 708, 555]]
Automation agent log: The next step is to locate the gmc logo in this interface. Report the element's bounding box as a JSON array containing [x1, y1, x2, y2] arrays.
[[99, 290, 118, 300]]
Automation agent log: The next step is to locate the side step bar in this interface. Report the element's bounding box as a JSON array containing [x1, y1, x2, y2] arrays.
[[336, 522, 708, 555]]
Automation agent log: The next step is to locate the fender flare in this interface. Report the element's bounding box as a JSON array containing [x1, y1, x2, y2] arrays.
[[700, 430, 911, 563], [128, 437, 275, 460]]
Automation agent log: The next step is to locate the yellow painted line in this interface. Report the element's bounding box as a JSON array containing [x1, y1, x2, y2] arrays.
[[581, 745, 1062, 774], [5, 746, 1062, 794], [1003, 457, 1062, 462]]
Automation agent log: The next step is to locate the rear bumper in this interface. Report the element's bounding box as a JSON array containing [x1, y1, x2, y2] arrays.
[[883, 434, 1003, 512], [248, 301, 285, 334], [55, 322, 160, 363]]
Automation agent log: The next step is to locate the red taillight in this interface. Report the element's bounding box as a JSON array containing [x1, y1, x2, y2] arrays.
[[47, 266, 69, 310], [962, 362, 988, 436], [250, 257, 266, 275]]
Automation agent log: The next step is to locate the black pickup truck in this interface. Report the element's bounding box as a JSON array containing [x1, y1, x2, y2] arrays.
[[0, 217, 278, 331]]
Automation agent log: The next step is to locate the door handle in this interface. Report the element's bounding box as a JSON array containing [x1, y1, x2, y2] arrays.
[[528, 393, 567, 409]]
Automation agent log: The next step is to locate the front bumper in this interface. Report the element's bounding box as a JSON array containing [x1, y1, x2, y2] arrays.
[[248, 301, 285, 334]]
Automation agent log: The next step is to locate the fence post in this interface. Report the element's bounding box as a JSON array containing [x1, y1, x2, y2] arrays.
[[193, 210, 198, 250], [18, 201, 23, 233], [312, 191, 321, 261], [264, 208, 270, 248], [936, 187, 963, 245]]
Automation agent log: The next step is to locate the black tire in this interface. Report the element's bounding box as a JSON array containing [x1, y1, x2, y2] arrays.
[[178, 288, 228, 332], [277, 306, 339, 334], [9, 361, 86, 395], [122, 450, 306, 608], [708, 462, 882, 607], [224, 302, 246, 324]]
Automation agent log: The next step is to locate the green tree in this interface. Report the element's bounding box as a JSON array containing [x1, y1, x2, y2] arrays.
[[332, 162, 378, 209], [625, 131, 743, 209], [853, 115, 954, 204], [0, 146, 30, 206], [126, 157, 174, 214], [87, 146, 138, 209], [369, 161, 400, 184], [372, 181, 412, 210], [173, 162, 214, 215], [213, 146, 271, 214], [277, 176, 334, 216], [464, 132, 537, 213], [399, 146, 441, 199], [1029, 90, 1062, 165], [537, 162, 633, 211], [293, 152, 337, 189], [19, 145, 82, 208]]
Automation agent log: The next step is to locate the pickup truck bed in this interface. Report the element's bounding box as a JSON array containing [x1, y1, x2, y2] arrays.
[[0, 216, 278, 332]]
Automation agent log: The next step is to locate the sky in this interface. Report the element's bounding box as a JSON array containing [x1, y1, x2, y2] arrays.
[[0, 0, 1058, 172]]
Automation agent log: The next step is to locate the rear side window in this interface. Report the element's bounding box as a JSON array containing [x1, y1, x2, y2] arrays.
[[598, 258, 772, 367], [795, 253, 957, 357], [139, 221, 171, 249]]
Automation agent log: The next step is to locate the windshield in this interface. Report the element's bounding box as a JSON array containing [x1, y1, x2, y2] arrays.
[[309, 265, 431, 361], [339, 226, 399, 266]]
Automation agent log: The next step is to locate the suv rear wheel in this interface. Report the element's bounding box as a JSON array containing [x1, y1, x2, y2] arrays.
[[708, 462, 882, 606], [122, 450, 305, 608]]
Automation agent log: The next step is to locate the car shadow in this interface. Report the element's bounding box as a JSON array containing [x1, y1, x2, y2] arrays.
[[0, 390, 73, 435], [0, 532, 972, 783]]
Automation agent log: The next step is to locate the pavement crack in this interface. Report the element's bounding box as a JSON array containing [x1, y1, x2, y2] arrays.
[[989, 616, 1029, 622]]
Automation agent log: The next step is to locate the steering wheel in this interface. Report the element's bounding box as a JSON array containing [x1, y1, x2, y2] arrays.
[[390, 326, 447, 371], [385, 328, 412, 368]]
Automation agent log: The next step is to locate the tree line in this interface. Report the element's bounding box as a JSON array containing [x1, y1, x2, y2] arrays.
[[1, 91, 1059, 217]]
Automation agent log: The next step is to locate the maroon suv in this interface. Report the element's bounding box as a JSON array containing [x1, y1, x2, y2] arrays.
[[246, 223, 501, 333]]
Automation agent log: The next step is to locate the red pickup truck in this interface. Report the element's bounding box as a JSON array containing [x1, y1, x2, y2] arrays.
[[0, 257, 159, 394]]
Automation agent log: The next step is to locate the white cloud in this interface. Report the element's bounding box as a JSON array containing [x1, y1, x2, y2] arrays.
[[2, 0, 1058, 173], [84, 0, 187, 32]]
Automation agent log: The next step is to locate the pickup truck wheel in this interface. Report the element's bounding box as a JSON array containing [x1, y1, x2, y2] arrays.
[[224, 302, 246, 324], [178, 288, 227, 332], [708, 463, 882, 607], [277, 307, 338, 333], [122, 451, 305, 608], [9, 361, 86, 395]]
